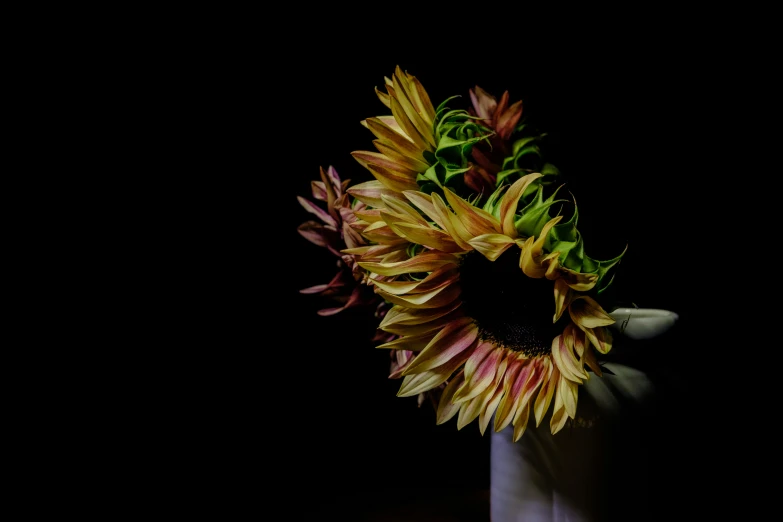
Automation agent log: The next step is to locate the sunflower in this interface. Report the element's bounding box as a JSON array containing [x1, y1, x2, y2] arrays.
[[354, 173, 625, 441]]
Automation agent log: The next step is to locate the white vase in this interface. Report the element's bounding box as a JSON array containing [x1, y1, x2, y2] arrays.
[[489, 308, 677, 522]]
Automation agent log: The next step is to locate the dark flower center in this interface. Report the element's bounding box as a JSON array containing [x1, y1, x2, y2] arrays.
[[459, 249, 562, 356]]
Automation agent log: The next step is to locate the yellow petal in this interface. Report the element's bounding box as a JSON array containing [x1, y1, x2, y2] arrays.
[[376, 283, 461, 310], [553, 278, 570, 322], [467, 234, 516, 261], [379, 302, 461, 330], [397, 347, 472, 397], [436, 371, 465, 425], [583, 325, 613, 355], [371, 265, 458, 295], [569, 296, 615, 329], [444, 188, 500, 237], [551, 327, 588, 383], [380, 307, 464, 337], [479, 386, 506, 435], [401, 317, 479, 375], [519, 216, 562, 278], [512, 402, 531, 442], [375, 331, 437, 351], [392, 69, 436, 148], [453, 346, 504, 404], [431, 193, 473, 250], [359, 252, 459, 276], [373, 139, 431, 173], [533, 360, 556, 427], [499, 173, 543, 237], [380, 195, 429, 225], [362, 117, 425, 163], [559, 374, 579, 419], [403, 190, 448, 231], [461, 341, 495, 386], [387, 222, 463, 253]]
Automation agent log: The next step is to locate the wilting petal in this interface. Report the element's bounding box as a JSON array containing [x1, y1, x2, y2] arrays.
[[534, 360, 556, 427], [299, 271, 345, 295], [359, 252, 459, 276], [513, 358, 547, 423], [499, 174, 543, 237], [553, 278, 570, 322], [550, 393, 569, 436], [569, 296, 615, 329], [397, 347, 472, 397], [372, 265, 458, 295], [431, 193, 473, 250], [380, 307, 464, 337], [551, 327, 588, 383], [453, 346, 504, 403], [402, 191, 448, 231], [459, 355, 509, 430], [376, 283, 461, 310], [381, 195, 429, 225], [460, 341, 495, 386], [297, 220, 338, 248], [346, 180, 399, 209], [361, 160, 420, 193], [373, 139, 430, 173], [379, 302, 461, 330], [479, 386, 505, 435], [297, 196, 337, 228], [467, 234, 515, 261], [375, 331, 437, 351], [584, 345, 603, 376], [583, 325, 613, 354], [444, 188, 500, 237], [519, 216, 563, 278], [353, 209, 383, 223], [494, 356, 531, 432], [317, 286, 365, 316], [402, 317, 478, 375], [362, 117, 426, 163], [512, 402, 531, 442], [561, 266, 599, 291], [388, 222, 462, 252], [436, 371, 465, 425], [559, 374, 578, 419], [391, 69, 435, 148]]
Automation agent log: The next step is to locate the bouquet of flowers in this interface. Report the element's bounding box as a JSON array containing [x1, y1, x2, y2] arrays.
[[297, 66, 626, 442]]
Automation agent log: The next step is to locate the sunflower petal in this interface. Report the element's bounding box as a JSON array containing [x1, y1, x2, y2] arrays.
[[533, 360, 556, 427], [379, 302, 461, 330], [444, 188, 500, 237], [467, 234, 516, 261], [551, 328, 588, 383], [512, 402, 531, 442], [359, 253, 459, 276], [346, 180, 399, 208], [436, 370, 465, 425], [431, 193, 473, 250], [499, 173, 543, 237], [387, 222, 463, 252], [453, 346, 504, 403], [584, 326, 613, 355], [569, 296, 615, 329], [376, 283, 461, 310], [553, 278, 570, 322], [461, 341, 495, 387], [397, 348, 472, 397], [375, 331, 437, 351], [403, 190, 448, 231], [494, 356, 531, 432], [401, 317, 478, 375], [479, 385, 505, 435]]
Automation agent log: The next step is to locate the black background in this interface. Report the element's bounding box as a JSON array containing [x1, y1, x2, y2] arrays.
[[175, 35, 727, 520]]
